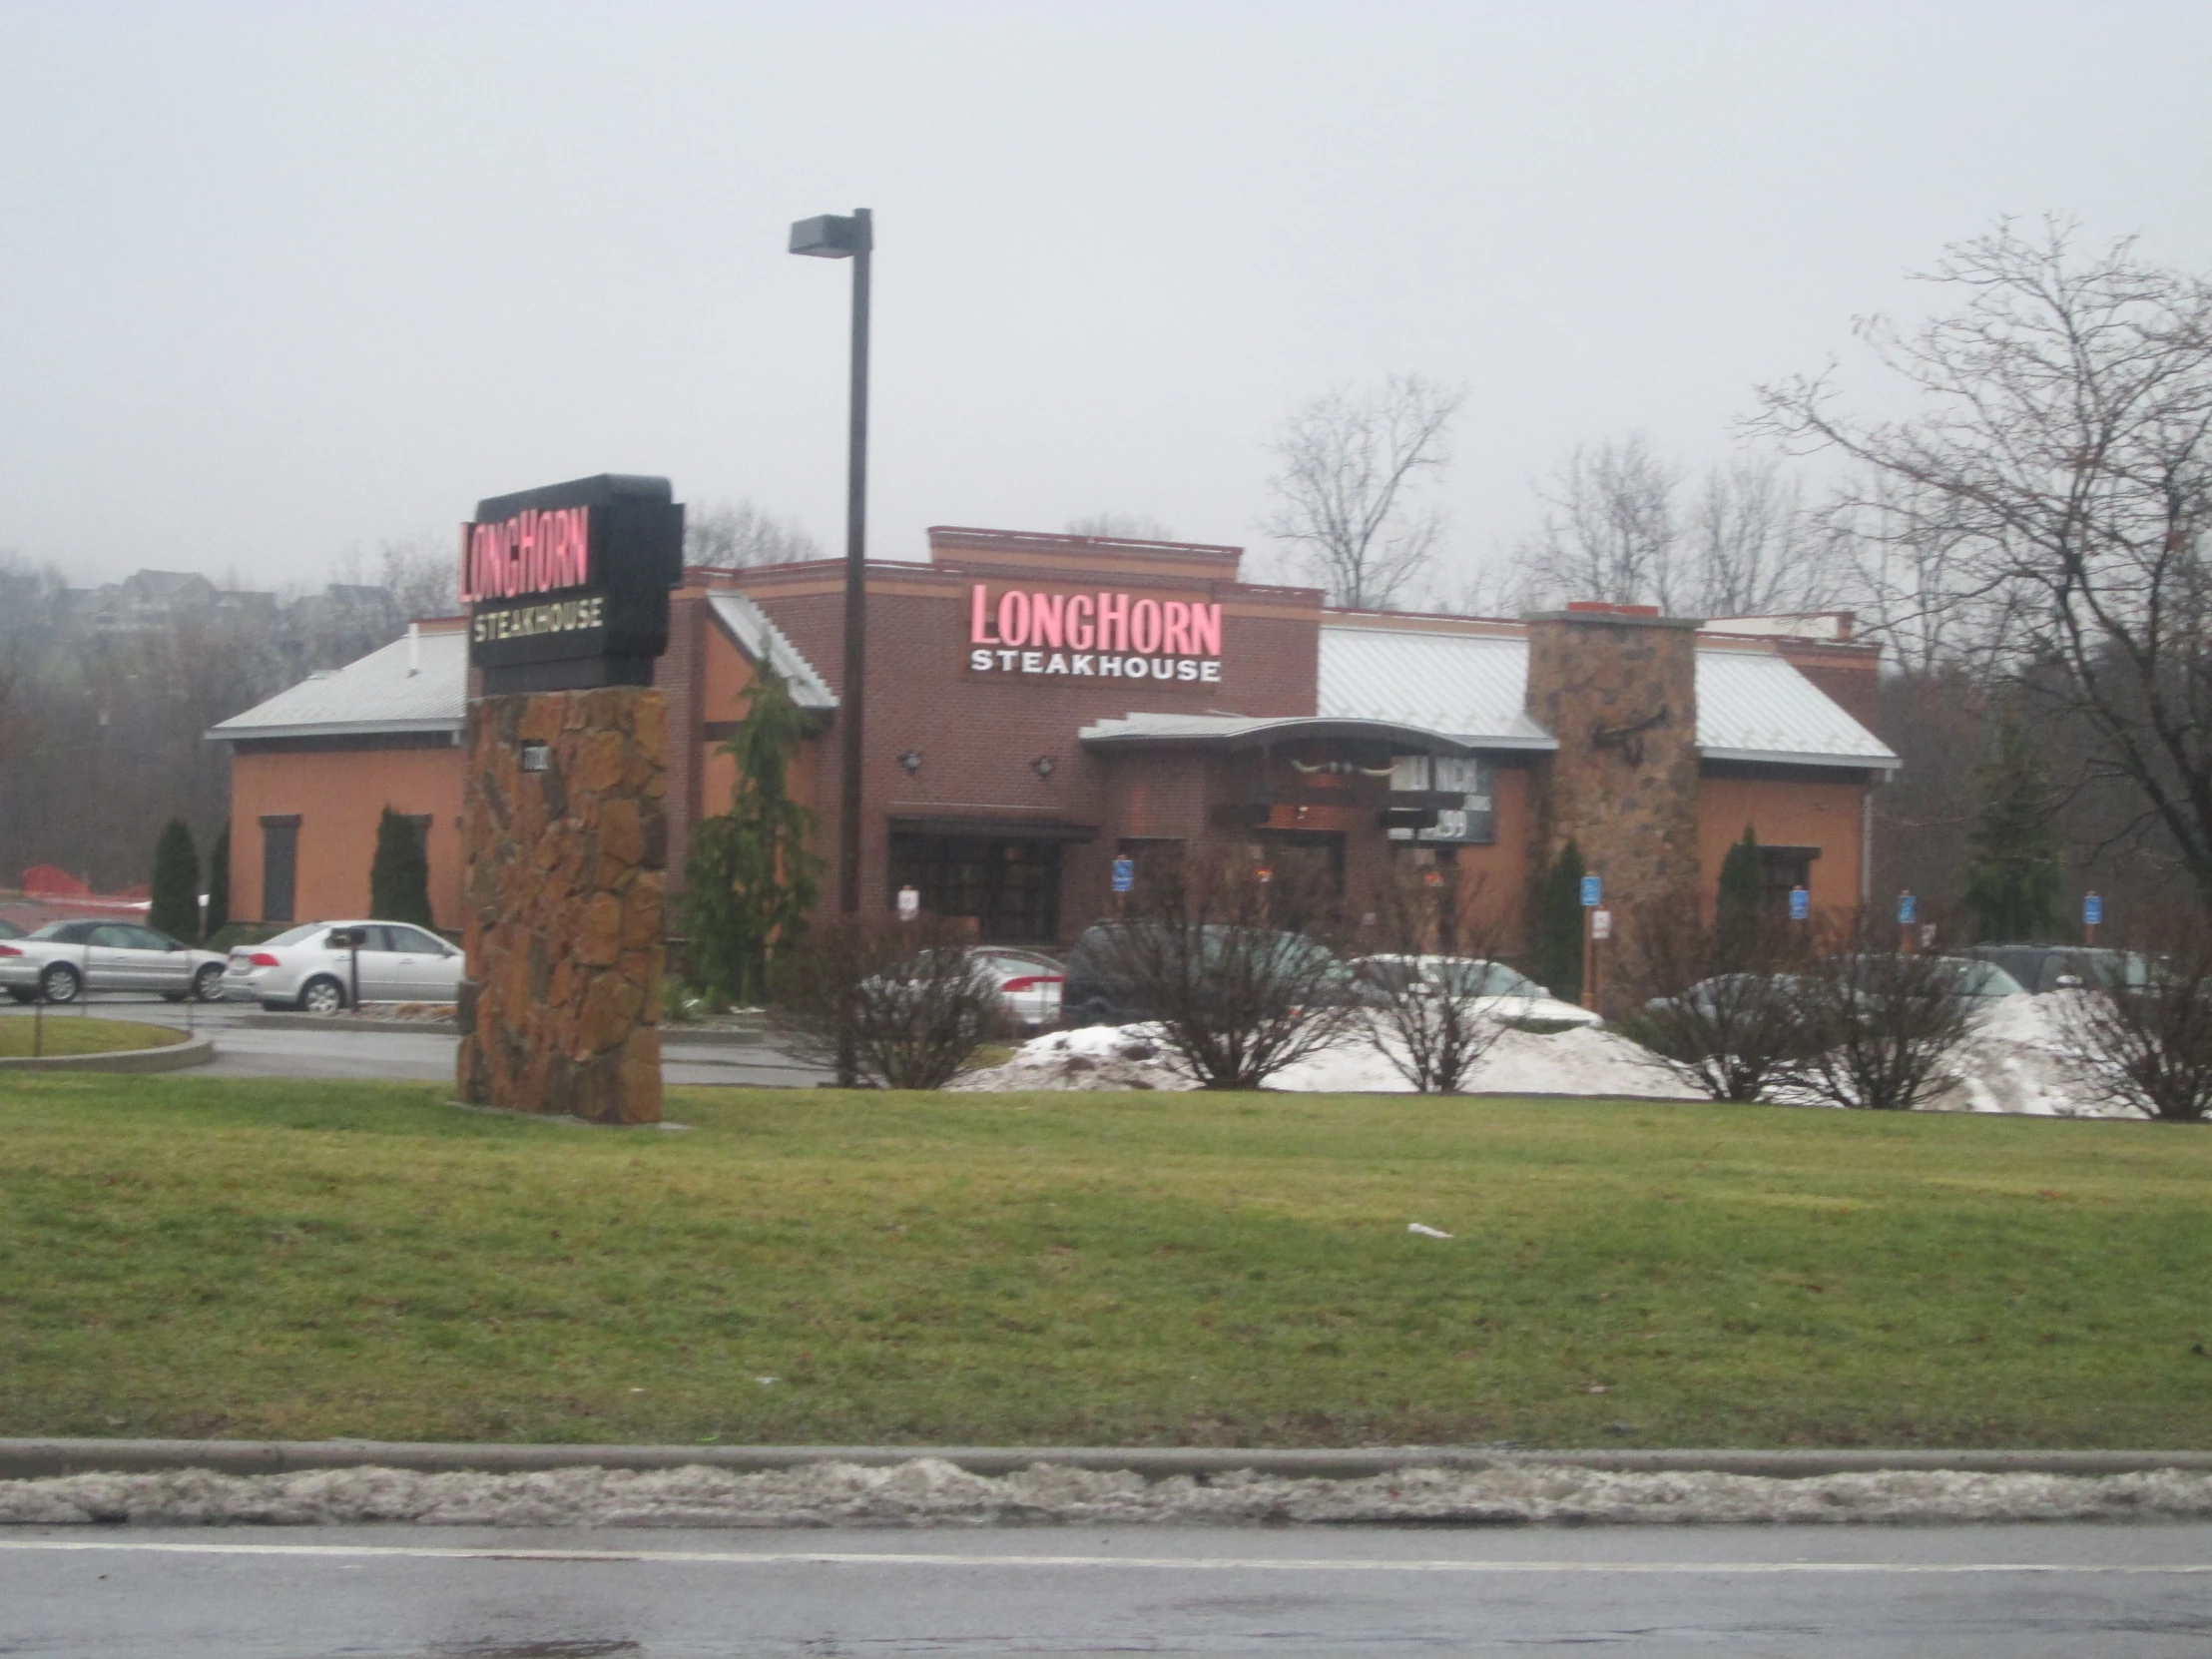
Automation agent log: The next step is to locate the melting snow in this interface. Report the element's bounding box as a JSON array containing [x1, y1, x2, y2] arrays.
[[5, 1458, 2212, 1527]]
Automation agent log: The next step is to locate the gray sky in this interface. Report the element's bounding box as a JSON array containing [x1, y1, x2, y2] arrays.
[[4, 1, 2209, 597]]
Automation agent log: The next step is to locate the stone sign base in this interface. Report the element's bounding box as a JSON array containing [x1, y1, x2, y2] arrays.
[[457, 687, 667, 1124]]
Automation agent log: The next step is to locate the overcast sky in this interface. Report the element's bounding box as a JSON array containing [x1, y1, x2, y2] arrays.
[[4, 1, 2208, 597]]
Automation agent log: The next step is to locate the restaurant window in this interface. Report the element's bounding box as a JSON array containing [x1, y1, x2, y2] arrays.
[[260, 815, 300, 922], [888, 833, 1062, 944], [1759, 845, 1818, 910]]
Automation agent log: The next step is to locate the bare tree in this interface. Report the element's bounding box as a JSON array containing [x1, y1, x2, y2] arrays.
[[773, 913, 1008, 1089], [376, 528, 460, 619], [1620, 893, 1815, 1102], [1087, 846, 1359, 1089], [1522, 433, 1684, 610], [1358, 869, 1512, 1093], [1264, 374, 1464, 608], [1065, 512, 1176, 541], [1683, 455, 1840, 618], [684, 498, 824, 569], [1792, 931, 1975, 1111], [1754, 219, 2212, 902], [2062, 919, 2212, 1121]]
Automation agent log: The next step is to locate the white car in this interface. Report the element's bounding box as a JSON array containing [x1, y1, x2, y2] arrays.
[[0, 918, 229, 1003], [1351, 954, 1603, 1027], [222, 920, 464, 1012]]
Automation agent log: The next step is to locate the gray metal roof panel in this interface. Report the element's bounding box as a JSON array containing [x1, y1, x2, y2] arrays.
[[1318, 627, 1557, 749], [705, 591, 837, 710], [207, 629, 466, 741], [1695, 649, 1899, 770]]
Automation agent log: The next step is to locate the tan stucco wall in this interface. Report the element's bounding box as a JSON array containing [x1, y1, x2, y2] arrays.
[[230, 745, 465, 929], [1697, 774, 1870, 921]]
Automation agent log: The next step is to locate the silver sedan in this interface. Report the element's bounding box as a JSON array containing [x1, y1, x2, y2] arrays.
[[0, 918, 229, 1003], [221, 920, 464, 1012]]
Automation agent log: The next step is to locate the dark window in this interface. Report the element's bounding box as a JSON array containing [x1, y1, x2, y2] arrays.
[[888, 834, 1061, 944], [261, 816, 300, 922], [1757, 846, 1818, 910]]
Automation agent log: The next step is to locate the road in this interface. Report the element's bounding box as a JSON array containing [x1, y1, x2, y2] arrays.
[[2, 1521, 2209, 1655], [0, 995, 833, 1088]]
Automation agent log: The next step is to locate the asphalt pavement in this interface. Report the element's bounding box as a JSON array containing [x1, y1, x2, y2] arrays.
[[0, 995, 833, 1088], [4, 1520, 2210, 1656]]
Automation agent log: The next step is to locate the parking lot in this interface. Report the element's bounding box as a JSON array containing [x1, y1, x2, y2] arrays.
[[0, 993, 833, 1088]]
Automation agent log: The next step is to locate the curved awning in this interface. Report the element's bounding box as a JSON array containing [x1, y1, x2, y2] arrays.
[[1078, 712, 1526, 756]]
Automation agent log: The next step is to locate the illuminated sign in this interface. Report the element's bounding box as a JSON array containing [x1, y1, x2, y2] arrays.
[[965, 583, 1223, 683], [463, 474, 684, 695]]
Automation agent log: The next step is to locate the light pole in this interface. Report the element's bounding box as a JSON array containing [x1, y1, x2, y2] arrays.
[[789, 209, 872, 922], [791, 209, 871, 1090]]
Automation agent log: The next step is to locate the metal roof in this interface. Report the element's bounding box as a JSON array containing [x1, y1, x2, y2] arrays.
[[1318, 627, 1557, 750], [705, 592, 837, 710], [1696, 648, 1899, 771], [207, 628, 466, 743]]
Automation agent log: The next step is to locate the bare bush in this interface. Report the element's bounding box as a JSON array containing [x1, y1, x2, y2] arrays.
[[772, 914, 1008, 1089], [1086, 847, 1358, 1089], [2063, 922, 2212, 1122], [1791, 932, 1975, 1111], [1620, 895, 1815, 1102], [1358, 868, 1513, 1093]]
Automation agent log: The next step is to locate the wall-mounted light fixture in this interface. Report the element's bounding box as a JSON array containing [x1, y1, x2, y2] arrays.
[[1032, 755, 1057, 779], [897, 749, 923, 775]]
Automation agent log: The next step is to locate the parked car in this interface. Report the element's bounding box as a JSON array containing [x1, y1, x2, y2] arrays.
[[1644, 971, 1820, 1020], [1061, 922, 1357, 1027], [1352, 953, 1603, 1027], [220, 920, 464, 1011], [1841, 954, 2025, 1001], [0, 918, 228, 1003], [1960, 943, 2150, 994], [970, 947, 1066, 1033]]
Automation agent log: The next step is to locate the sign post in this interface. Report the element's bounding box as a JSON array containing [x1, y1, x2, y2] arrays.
[[2083, 890, 2102, 946], [1579, 872, 1602, 1009], [1789, 884, 1810, 924], [896, 884, 920, 921], [1897, 889, 1917, 954]]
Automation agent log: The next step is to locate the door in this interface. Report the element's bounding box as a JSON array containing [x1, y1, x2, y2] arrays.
[[261, 816, 299, 922], [124, 924, 194, 993], [381, 924, 459, 998], [87, 923, 184, 991]]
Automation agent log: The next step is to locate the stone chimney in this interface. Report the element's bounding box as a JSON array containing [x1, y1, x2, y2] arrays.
[[1524, 603, 1702, 907]]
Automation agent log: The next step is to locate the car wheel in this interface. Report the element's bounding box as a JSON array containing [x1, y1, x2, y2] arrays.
[[193, 963, 225, 1002], [39, 963, 81, 1004], [298, 976, 346, 1015]]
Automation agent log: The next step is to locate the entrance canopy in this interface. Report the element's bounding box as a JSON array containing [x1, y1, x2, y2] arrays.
[[1078, 712, 1511, 757]]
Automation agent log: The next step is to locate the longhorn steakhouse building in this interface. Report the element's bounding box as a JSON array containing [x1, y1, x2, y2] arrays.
[[210, 526, 1898, 953]]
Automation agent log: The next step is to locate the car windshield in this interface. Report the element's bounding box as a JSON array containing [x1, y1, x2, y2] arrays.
[[27, 920, 91, 941], [1947, 959, 2025, 996]]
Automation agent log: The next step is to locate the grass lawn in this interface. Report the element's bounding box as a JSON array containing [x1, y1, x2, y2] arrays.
[[1, 1075, 2209, 1449], [0, 1016, 186, 1059]]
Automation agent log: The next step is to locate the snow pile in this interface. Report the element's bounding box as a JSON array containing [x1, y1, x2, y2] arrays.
[[958, 1023, 1194, 1091], [1929, 992, 2131, 1119], [961, 1020, 1690, 1099], [8, 1458, 2212, 1528]]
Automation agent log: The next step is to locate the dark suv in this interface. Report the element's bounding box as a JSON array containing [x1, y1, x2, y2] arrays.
[[1960, 944, 2147, 994], [1060, 922, 1356, 1028]]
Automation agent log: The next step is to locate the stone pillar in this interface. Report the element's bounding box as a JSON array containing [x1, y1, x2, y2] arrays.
[[1524, 606, 1702, 909], [457, 687, 667, 1124]]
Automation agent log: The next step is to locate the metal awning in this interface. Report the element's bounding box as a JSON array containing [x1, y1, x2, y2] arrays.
[[888, 817, 1099, 842], [1079, 713, 1490, 756]]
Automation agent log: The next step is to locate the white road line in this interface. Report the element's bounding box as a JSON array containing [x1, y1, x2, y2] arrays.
[[0, 1540, 2207, 1574]]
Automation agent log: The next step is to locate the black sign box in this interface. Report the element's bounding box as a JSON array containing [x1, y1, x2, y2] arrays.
[[464, 473, 684, 695]]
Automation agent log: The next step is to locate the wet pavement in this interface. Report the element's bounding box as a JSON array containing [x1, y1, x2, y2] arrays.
[[2, 1520, 2209, 1655], [0, 995, 831, 1088]]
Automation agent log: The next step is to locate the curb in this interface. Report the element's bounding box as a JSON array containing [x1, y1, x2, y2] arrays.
[[0, 1034, 215, 1074], [239, 1014, 458, 1035], [4, 1439, 2211, 1482]]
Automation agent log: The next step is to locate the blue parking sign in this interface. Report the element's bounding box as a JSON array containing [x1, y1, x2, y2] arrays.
[[2084, 892, 2103, 927], [1580, 874, 1601, 907], [1789, 885, 1810, 921], [1898, 891, 1918, 925], [1111, 855, 1135, 893]]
